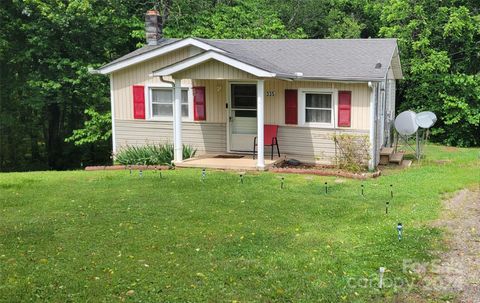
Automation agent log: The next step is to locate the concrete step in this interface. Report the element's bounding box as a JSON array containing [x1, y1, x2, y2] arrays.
[[379, 154, 390, 165], [379, 147, 395, 165], [390, 152, 404, 164], [380, 147, 394, 156]]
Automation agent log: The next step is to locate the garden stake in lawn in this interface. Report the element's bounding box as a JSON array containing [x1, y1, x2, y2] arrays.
[[325, 182, 328, 194], [129, 166, 132, 175], [361, 184, 365, 197], [379, 267, 385, 289], [390, 184, 394, 198], [281, 177, 285, 189], [385, 201, 389, 214], [139, 170, 143, 178], [240, 174, 244, 184], [397, 223, 403, 241], [201, 168, 206, 181]]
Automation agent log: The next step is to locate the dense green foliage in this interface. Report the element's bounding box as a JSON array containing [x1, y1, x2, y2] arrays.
[[115, 143, 197, 165], [377, 1, 480, 146], [65, 108, 112, 146], [1, 0, 478, 171], [0, 145, 479, 301]]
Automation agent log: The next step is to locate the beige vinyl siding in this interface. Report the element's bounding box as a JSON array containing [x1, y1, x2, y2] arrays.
[[263, 80, 370, 130], [276, 126, 369, 164], [191, 79, 227, 123], [115, 119, 226, 154], [174, 60, 256, 80], [112, 46, 197, 120]]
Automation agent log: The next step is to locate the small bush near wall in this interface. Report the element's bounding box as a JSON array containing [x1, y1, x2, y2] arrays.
[[115, 144, 197, 166], [333, 134, 370, 172]]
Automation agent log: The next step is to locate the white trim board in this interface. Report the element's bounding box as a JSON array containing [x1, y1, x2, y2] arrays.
[[152, 51, 277, 78], [96, 38, 225, 75]]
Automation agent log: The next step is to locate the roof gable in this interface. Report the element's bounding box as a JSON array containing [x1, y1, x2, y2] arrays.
[[152, 51, 276, 78], [96, 38, 223, 74]]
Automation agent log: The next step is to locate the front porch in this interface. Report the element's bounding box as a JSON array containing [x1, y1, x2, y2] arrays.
[[176, 154, 284, 171]]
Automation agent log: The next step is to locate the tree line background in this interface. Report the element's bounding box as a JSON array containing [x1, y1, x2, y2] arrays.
[[0, 0, 478, 171]]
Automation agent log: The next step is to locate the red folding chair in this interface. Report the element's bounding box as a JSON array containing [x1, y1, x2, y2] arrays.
[[253, 124, 280, 160]]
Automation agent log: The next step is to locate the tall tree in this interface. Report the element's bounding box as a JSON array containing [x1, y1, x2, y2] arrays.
[[378, 0, 480, 146], [0, 0, 143, 170], [164, 0, 306, 38]]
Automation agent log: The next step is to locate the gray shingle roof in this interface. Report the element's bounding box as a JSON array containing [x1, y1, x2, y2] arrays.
[[101, 38, 179, 69], [101, 38, 401, 80], [200, 38, 399, 80]]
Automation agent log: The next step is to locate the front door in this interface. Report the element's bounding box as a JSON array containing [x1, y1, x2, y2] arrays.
[[229, 83, 257, 152]]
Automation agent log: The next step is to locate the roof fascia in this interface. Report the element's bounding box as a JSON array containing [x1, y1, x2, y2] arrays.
[[96, 38, 224, 75]]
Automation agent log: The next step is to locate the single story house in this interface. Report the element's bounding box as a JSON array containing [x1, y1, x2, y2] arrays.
[[93, 10, 402, 170]]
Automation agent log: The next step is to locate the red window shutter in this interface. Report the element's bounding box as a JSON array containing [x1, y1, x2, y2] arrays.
[[285, 89, 298, 124], [193, 87, 206, 121], [338, 91, 351, 127], [132, 85, 145, 119]]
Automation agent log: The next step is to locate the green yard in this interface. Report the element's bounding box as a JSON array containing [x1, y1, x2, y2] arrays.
[[0, 145, 478, 302]]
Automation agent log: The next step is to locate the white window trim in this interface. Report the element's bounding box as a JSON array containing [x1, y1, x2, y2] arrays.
[[298, 88, 338, 128], [145, 83, 194, 122]]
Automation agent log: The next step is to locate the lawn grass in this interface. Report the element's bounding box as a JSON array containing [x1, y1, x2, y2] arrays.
[[0, 145, 478, 302]]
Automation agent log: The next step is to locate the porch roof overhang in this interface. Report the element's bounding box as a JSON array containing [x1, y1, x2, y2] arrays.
[[151, 50, 277, 78]]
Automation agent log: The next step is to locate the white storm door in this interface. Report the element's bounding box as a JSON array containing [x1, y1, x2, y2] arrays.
[[229, 83, 257, 152]]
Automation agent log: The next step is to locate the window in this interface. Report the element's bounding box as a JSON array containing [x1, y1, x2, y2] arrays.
[[305, 93, 332, 123], [150, 88, 189, 119], [298, 89, 337, 127]]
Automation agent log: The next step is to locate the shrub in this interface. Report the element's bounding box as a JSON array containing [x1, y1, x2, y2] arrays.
[[332, 134, 370, 172], [115, 144, 197, 166]]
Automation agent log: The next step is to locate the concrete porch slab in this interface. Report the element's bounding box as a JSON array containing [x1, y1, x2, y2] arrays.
[[175, 154, 285, 171]]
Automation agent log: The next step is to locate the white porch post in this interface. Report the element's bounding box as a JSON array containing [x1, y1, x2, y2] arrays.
[[256, 80, 265, 170], [173, 79, 183, 163]]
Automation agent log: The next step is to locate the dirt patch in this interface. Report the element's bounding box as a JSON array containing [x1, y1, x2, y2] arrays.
[[272, 160, 380, 179], [270, 167, 381, 179], [417, 189, 480, 302]]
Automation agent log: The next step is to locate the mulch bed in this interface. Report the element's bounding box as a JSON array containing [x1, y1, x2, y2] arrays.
[[270, 161, 381, 179], [85, 165, 171, 171]]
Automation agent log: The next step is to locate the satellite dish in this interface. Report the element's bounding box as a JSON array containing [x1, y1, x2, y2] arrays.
[[394, 111, 418, 136], [415, 111, 437, 128]]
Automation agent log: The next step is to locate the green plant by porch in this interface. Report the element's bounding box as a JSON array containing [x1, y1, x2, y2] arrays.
[[115, 144, 197, 166]]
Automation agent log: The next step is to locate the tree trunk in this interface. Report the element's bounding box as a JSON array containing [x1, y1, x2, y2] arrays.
[[46, 102, 62, 169]]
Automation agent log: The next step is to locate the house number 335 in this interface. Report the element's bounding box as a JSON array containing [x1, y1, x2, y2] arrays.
[[266, 91, 275, 96]]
